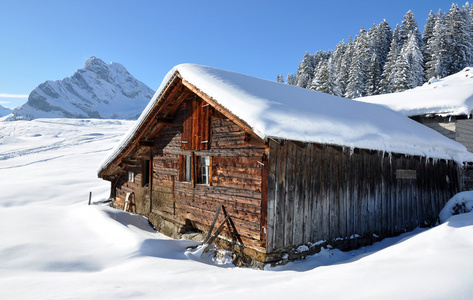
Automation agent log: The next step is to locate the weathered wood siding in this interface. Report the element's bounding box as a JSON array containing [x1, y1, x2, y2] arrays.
[[112, 158, 151, 215], [266, 140, 461, 253], [141, 96, 267, 252]]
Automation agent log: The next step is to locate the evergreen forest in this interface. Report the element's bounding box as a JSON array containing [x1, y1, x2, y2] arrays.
[[279, 3, 473, 98]]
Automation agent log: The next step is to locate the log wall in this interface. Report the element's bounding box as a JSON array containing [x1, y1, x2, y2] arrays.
[[114, 96, 267, 254], [266, 140, 461, 253]]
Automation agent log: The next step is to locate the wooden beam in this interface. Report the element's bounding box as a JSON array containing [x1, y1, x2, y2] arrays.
[[156, 115, 173, 125], [99, 74, 183, 177], [139, 140, 154, 147]]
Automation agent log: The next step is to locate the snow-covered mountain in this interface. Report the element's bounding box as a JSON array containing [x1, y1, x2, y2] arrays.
[[0, 104, 12, 117], [10, 57, 154, 120]]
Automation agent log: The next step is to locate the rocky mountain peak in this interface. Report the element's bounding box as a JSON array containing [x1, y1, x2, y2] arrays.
[[10, 57, 154, 120]]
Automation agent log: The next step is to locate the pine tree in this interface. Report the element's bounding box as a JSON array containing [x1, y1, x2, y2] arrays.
[[425, 11, 449, 79], [444, 3, 473, 74], [276, 74, 284, 83], [286, 73, 296, 85], [422, 10, 437, 79], [310, 58, 341, 96], [284, 3, 473, 97], [380, 25, 401, 93], [391, 54, 411, 92], [462, 2, 473, 65], [373, 20, 393, 67], [400, 10, 422, 48], [393, 30, 424, 91], [295, 52, 315, 88], [367, 20, 392, 94], [338, 37, 354, 96], [332, 40, 347, 76], [345, 28, 371, 98], [366, 53, 382, 95]]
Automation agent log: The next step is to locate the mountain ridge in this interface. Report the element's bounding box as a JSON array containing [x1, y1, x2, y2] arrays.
[[0, 104, 12, 117], [9, 57, 154, 120]]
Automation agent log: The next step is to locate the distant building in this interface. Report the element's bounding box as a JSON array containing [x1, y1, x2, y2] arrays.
[[357, 67, 473, 151], [98, 64, 472, 267], [357, 67, 473, 189]]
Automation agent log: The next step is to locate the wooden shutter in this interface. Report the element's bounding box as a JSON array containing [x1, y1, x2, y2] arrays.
[[181, 100, 192, 150], [182, 96, 211, 151], [200, 102, 210, 150]]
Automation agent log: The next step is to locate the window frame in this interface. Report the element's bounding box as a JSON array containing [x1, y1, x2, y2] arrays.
[[179, 153, 211, 186], [180, 154, 192, 183], [128, 171, 134, 183], [142, 159, 151, 187], [196, 155, 211, 185]]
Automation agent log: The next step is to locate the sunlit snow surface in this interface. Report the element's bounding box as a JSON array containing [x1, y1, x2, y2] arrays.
[[357, 67, 473, 117], [99, 64, 473, 176], [1, 118, 473, 299]]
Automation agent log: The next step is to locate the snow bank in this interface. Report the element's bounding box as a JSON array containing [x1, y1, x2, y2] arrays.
[[99, 64, 473, 175], [356, 67, 473, 117], [439, 191, 473, 223], [2, 118, 473, 299]]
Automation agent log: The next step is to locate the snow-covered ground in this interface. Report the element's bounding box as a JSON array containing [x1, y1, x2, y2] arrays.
[[1, 118, 473, 299]]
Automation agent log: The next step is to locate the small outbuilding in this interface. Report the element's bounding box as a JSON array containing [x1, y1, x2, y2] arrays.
[[357, 67, 473, 150], [98, 64, 473, 267], [357, 67, 473, 189]]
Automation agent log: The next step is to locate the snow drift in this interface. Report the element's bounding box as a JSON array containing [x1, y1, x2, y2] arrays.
[[1, 118, 473, 299], [356, 67, 473, 117], [439, 191, 473, 223]]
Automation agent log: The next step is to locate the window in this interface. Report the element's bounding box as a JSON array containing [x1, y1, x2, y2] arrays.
[[182, 155, 192, 182], [142, 160, 150, 187], [128, 171, 134, 183], [196, 156, 210, 185], [180, 154, 211, 185]]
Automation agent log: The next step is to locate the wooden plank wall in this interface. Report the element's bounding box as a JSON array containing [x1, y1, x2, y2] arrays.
[[266, 140, 461, 253], [147, 97, 267, 252]]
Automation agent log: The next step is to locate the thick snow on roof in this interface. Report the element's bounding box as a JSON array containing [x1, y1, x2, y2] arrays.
[[99, 64, 473, 173], [356, 67, 473, 117]]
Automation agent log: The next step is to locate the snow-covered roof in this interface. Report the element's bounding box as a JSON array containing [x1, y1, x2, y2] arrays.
[[356, 67, 473, 117], [98, 64, 473, 174]]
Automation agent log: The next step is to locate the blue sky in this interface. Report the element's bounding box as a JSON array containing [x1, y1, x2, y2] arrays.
[[0, 0, 457, 109]]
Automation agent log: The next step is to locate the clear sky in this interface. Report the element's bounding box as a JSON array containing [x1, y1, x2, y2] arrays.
[[0, 0, 458, 109]]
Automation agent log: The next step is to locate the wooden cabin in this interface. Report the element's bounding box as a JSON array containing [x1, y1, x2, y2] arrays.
[[98, 64, 472, 268]]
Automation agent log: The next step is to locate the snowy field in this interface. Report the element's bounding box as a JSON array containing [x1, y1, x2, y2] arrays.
[[1, 118, 473, 299]]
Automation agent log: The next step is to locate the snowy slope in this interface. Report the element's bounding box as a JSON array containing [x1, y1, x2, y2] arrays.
[[1, 118, 473, 299], [356, 67, 473, 117], [99, 64, 473, 175], [0, 104, 12, 117], [10, 57, 154, 120]]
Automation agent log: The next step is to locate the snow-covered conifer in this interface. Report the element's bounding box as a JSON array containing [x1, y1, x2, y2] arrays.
[[380, 25, 401, 93], [366, 53, 382, 95], [422, 10, 437, 79], [277, 74, 284, 83], [395, 30, 424, 90], [345, 28, 371, 98], [444, 3, 473, 74], [400, 10, 422, 48], [337, 37, 354, 96], [286, 73, 296, 85], [310, 58, 341, 96], [425, 11, 449, 79], [295, 52, 316, 88]]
